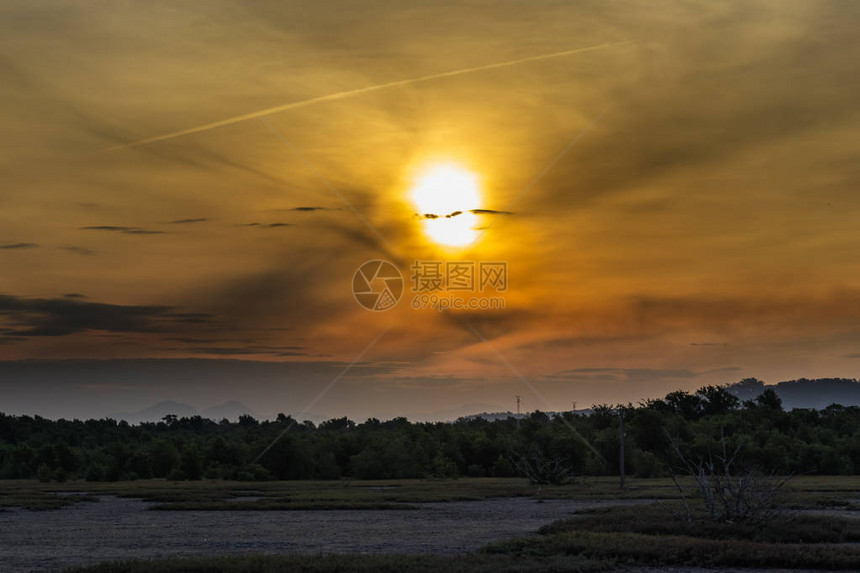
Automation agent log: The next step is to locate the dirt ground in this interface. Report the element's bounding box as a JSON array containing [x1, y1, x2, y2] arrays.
[[0, 495, 646, 573], [3, 495, 852, 573]]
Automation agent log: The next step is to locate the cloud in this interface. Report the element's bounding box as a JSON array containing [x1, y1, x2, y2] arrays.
[[187, 264, 342, 329], [446, 308, 537, 344], [550, 367, 695, 381], [313, 219, 407, 267], [0, 243, 39, 250], [105, 41, 630, 151], [124, 138, 292, 188], [2, 0, 858, 397], [182, 345, 307, 357], [161, 337, 308, 357], [418, 209, 513, 219], [524, 4, 860, 214], [628, 292, 860, 328], [80, 226, 165, 235], [239, 222, 293, 228], [59, 246, 97, 256], [0, 294, 212, 338], [547, 366, 741, 384], [167, 218, 209, 224], [517, 333, 659, 352], [469, 209, 513, 216], [0, 59, 292, 188]]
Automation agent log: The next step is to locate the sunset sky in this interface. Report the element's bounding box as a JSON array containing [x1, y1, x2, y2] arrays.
[[1, 0, 859, 420]]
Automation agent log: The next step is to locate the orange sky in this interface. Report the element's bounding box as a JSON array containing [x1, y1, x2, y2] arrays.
[[1, 0, 859, 419]]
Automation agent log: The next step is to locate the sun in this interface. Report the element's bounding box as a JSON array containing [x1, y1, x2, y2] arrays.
[[410, 163, 481, 247]]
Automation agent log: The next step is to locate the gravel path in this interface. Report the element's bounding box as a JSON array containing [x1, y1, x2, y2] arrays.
[[0, 496, 646, 573]]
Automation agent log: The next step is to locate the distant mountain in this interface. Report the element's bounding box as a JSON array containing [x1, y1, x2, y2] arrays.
[[461, 409, 594, 422], [460, 411, 523, 422], [726, 378, 767, 401], [727, 377, 860, 410], [423, 402, 508, 422], [111, 400, 198, 424], [200, 400, 256, 421]]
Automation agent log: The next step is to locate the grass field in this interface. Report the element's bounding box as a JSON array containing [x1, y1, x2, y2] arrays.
[[2, 475, 859, 511], [57, 500, 860, 573], [2, 476, 858, 572]]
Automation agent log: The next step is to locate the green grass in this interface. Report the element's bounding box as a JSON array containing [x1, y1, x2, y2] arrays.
[[0, 476, 688, 511], [2, 475, 859, 511], [0, 477, 532, 511], [486, 530, 860, 570], [0, 489, 98, 511], [482, 500, 860, 570], [540, 502, 860, 543]]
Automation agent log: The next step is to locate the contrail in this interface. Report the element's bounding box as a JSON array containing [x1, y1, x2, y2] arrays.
[[105, 40, 632, 151]]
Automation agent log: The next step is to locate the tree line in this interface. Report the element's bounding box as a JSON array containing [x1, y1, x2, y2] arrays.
[[1, 385, 858, 482]]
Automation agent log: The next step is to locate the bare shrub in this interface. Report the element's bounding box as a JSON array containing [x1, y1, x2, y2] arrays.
[[666, 429, 791, 524], [511, 445, 572, 486]]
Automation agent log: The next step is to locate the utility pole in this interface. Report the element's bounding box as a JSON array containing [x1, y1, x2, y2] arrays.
[[619, 408, 626, 490], [515, 395, 521, 430]]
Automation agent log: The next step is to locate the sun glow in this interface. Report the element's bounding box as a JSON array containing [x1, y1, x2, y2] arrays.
[[410, 164, 481, 247]]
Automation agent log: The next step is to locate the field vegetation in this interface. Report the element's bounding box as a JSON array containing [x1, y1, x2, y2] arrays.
[[2, 384, 859, 485], [4, 384, 859, 571], [56, 492, 860, 572]]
